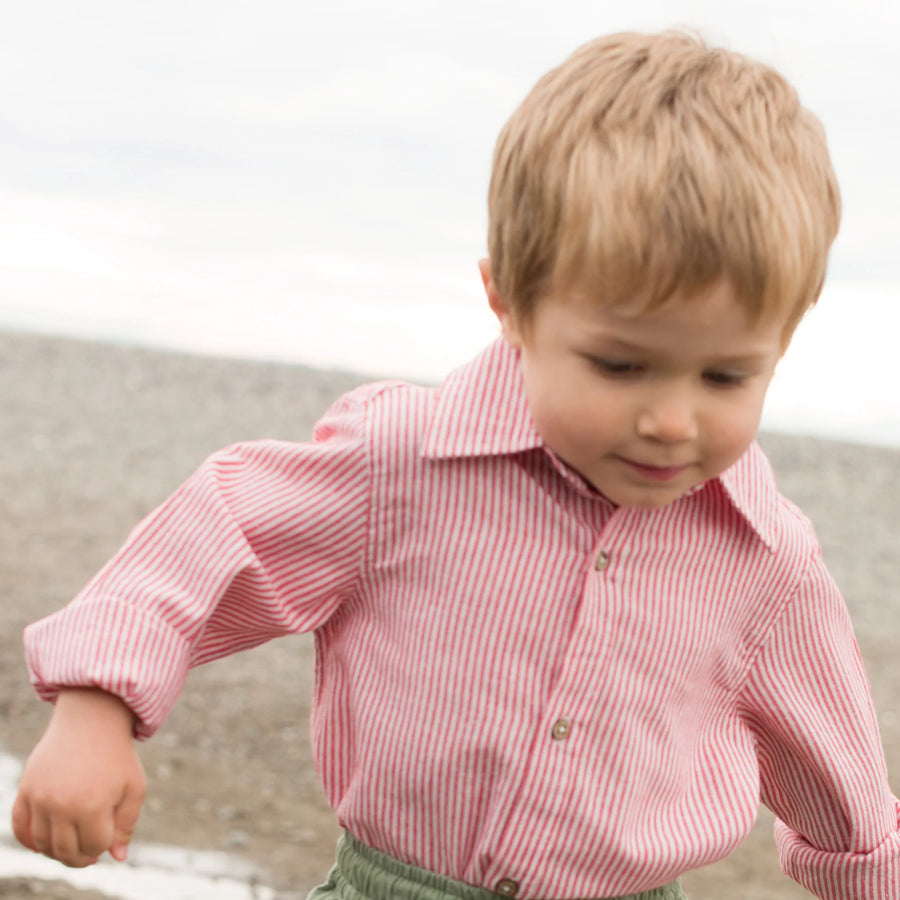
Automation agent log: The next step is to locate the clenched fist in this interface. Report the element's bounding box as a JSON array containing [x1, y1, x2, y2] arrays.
[[12, 688, 146, 867]]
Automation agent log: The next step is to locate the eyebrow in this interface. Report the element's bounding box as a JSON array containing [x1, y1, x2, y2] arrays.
[[584, 337, 775, 368]]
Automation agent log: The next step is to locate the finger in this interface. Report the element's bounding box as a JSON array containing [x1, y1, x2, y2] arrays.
[[11, 794, 36, 852], [66, 821, 104, 867], [29, 807, 52, 857], [49, 821, 85, 867], [17, 797, 105, 866], [31, 812, 95, 868], [110, 783, 146, 861], [73, 809, 115, 863]]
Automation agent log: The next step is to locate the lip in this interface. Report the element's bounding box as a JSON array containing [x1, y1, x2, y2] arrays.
[[618, 458, 693, 482]]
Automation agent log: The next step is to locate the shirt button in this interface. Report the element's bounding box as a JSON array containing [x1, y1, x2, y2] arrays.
[[551, 717, 572, 740], [595, 549, 611, 571], [495, 879, 519, 897]]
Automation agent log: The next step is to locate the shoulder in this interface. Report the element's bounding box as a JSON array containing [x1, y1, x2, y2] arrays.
[[312, 378, 439, 453]]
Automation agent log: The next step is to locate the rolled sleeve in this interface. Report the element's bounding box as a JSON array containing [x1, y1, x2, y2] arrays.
[[743, 550, 900, 899], [24, 387, 373, 737], [775, 801, 900, 899]]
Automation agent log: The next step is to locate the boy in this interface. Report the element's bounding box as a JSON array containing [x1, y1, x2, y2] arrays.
[[12, 30, 900, 900]]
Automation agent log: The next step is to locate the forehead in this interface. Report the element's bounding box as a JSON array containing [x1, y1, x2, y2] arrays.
[[538, 279, 787, 357]]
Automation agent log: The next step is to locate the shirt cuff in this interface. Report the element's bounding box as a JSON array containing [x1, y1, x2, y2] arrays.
[[24, 598, 192, 739], [775, 799, 900, 899]]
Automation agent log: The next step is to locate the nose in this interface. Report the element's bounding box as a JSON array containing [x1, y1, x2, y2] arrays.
[[636, 389, 698, 444]]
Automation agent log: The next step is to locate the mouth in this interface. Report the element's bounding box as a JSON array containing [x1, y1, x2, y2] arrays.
[[618, 457, 693, 483]]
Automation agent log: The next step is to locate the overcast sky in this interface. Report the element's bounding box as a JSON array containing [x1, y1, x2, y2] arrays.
[[1, 0, 898, 443]]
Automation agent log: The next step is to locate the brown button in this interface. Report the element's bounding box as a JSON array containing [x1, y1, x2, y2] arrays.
[[495, 879, 519, 897], [551, 718, 572, 740], [594, 549, 611, 571]]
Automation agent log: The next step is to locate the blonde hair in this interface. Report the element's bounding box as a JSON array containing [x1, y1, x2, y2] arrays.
[[487, 31, 841, 339]]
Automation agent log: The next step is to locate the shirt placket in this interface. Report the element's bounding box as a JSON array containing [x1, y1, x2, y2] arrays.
[[480, 522, 624, 896]]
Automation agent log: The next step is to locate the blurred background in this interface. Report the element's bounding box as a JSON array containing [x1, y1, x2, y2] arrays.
[[1, 0, 898, 445], [1, 5, 898, 897]]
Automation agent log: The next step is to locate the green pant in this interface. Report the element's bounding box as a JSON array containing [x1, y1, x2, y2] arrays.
[[308, 832, 687, 900]]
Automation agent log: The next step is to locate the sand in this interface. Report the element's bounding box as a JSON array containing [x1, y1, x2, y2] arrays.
[[1, 330, 897, 900]]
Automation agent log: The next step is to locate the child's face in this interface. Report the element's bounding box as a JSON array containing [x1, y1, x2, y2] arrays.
[[488, 272, 785, 508]]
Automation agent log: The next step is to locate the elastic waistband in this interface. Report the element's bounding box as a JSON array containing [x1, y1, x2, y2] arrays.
[[309, 831, 686, 900]]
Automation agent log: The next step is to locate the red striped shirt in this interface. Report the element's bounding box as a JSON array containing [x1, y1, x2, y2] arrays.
[[25, 339, 900, 899]]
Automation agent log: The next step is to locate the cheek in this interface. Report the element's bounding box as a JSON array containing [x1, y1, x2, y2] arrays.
[[525, 369, 600, 450], [530, 381, 628, 465], [704, 395, 766, 462], [528, 388, 577, 448]]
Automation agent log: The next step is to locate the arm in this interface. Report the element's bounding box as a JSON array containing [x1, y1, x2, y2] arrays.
[[743, 552, 900, 899], [24, 391, 371, 738], [12, 688, 146, 867], [15, 391, 373, 863]]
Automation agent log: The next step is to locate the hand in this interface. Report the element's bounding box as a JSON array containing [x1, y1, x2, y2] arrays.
[[11, 688, 147, 867]]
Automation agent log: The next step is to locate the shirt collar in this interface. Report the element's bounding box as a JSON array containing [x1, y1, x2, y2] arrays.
[[422, 338, 778, 549], [421, 338, 544, 458], [715, 443, 780, 551]]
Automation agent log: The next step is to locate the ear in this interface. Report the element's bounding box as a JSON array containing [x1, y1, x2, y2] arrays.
[[479, 258, 524, 350]]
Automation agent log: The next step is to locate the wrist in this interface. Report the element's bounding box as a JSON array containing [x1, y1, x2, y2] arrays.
[[52, 688, 136, 737]]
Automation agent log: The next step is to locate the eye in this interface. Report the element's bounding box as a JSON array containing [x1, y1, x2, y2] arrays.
[[588, 357, 645, 377], [703, 370, 746, 388]]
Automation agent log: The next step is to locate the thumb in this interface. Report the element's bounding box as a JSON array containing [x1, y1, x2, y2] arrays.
[[10, 792, 36, 853], [109, 785, 145, 861]]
